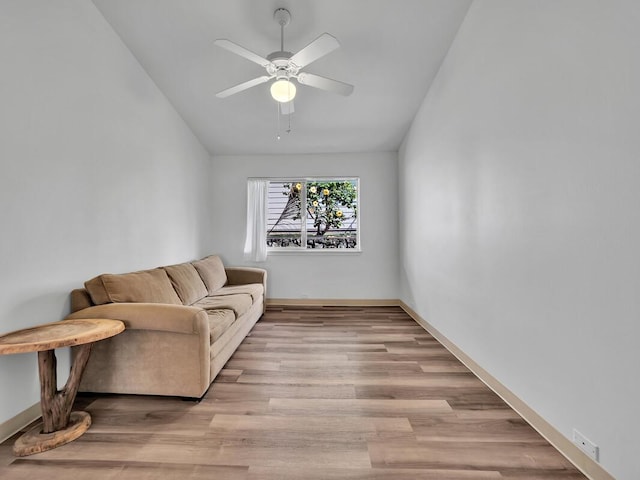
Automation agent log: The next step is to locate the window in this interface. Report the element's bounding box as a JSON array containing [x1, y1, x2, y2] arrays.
[[266, 178, 359, 251]]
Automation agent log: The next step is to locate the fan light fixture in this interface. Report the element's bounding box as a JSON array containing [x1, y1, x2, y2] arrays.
[[270, 78, 296, 103]]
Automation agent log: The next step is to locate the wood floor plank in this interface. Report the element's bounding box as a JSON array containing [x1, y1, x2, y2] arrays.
[[409, 411, 549, 443], [268, 398, 452, 416], [82, 409, 212, 436], [224, 359, 281, 371], [262, 342, 388, 352], [301, 334, 421, 343], [204, 382, 357, 400], [248, 330, 357, 338], [247, 466, 502, 479], [0, 306, 586, 480], [0, 459, 249, 480], [134, 442, 372, 469], [279, 360, 424, 374], [499, 471, 590, 479], [420, 362, 471, 373], [191, 399, 272, 415], [354, 384, 513, 410], [237, 373, 486, 388], [209, 413, 413, 440], [386, 345, 456, 355], [231, 351, 350, 361], [368, 439, 577, 471], [346, 351, 460, 361]]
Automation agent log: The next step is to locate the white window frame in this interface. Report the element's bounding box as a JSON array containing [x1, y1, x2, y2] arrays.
[[263, 177, 361, 254]]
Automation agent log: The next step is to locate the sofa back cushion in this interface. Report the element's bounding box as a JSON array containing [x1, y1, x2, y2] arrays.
[[192, 255, 227, 295], [163, 263, 208, 305], [85, 268, 182, 305], [84, 276, 111, 305]]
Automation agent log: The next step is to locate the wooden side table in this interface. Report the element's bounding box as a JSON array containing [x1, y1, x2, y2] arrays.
[[0, 318, 124, 456]]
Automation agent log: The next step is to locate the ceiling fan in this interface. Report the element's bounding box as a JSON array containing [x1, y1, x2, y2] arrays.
[[214, 8, 354, 112]]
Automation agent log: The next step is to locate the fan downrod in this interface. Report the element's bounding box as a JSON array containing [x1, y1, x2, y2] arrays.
[[268, 8, 293, 62]]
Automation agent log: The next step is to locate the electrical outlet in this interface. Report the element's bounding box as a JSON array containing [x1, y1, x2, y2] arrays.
[[573, 429, 599, 461]]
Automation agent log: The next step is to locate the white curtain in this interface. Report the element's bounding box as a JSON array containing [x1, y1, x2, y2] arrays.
[[243, 179, 268, 262]]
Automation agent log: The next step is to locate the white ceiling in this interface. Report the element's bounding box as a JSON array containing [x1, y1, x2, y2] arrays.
[[92, 0, 471, 156]]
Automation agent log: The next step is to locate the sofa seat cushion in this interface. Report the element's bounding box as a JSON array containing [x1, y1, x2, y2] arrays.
[[85, 268, 182, 306], [163, 263, 208, 305], [192, 255, 227, 295], [193, 293, 253, 318], [213, 284, 264, 302], [207, 309, 236, 343]]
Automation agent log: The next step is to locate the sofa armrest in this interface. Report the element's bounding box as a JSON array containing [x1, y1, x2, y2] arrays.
[[65, 303, 209, 336], [225, 267, 268, 314], [225, 267, 267, 287]]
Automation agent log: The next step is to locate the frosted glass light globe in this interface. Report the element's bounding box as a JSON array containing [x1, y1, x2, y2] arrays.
[[270, 79, 296, 103]]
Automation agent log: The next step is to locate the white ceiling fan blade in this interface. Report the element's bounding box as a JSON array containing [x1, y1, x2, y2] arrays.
[[290, 33, 340, 68], [216, 76, 271, 98], [297, 72, 354, 96], [214, 39, 271, 67], [279, 100, 295, 115]]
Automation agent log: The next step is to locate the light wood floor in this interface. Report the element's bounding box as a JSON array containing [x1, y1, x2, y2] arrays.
[[0, 306, 587, 479]]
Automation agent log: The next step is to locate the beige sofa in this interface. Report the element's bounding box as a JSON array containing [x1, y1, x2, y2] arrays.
[[65, 255, 266, 398]]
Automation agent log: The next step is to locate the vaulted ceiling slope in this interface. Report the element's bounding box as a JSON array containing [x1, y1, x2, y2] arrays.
[[93, 0, 472, 155]]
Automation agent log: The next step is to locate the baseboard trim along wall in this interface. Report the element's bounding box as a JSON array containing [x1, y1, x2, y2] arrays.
[[266, 298, 399, 307], [0, 402, 40, 445], [397, 300, 615, 480]]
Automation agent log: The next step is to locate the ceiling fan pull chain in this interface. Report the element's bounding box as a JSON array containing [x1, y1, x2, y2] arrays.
[[276, 101, 281, 140], [286, 83, 292, 134]]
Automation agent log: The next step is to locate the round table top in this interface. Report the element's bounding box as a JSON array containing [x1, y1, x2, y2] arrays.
[[0, 319, 125, 355]]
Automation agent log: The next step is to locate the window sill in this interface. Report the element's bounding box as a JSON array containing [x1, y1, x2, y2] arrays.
[[267, 248, 362, 255]]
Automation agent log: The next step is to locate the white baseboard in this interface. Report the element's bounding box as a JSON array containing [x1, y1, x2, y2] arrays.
[[267, 298, 399, 307], [0, 402, 40, 445], [398, 300, 615, 480]]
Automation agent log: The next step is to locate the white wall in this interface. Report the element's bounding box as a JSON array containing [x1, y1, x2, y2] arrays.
[[0, 1, 212, 427], [399, 1, 639, 479], [210, 152, 399, 299]]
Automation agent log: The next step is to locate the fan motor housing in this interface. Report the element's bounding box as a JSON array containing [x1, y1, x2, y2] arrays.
[[266, 51, 299, 77], [267, 51, 292, 63]]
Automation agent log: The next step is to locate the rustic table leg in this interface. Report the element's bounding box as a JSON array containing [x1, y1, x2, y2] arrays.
[[13, 344, 94, 456], [39, 344, 92, 432]]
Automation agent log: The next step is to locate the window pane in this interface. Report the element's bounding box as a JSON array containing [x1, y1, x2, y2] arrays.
[[305, 180, 357, 249], [266, 181, 303, 248]]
